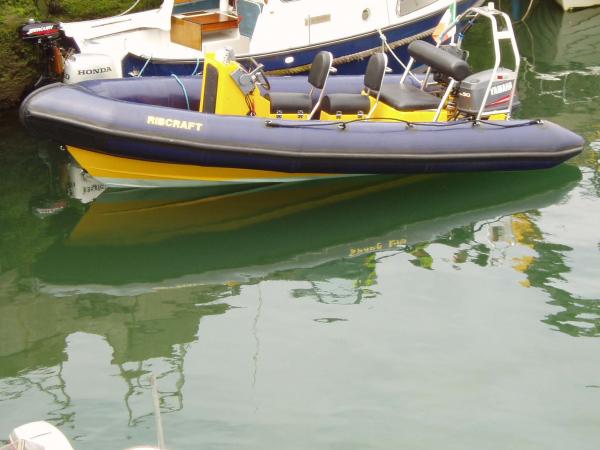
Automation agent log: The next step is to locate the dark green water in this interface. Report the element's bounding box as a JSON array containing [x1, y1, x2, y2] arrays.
[[1, 3, 600, 449]]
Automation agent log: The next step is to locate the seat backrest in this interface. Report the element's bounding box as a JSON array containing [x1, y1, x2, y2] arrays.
[[308, 51, 333, 89], [364, 53, 387, 93], [408, 40, 471, 81], [307, 51, 333, 119]]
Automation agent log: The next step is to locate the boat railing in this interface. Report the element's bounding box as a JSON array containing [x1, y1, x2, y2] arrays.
[[399, 3, 521, 120], [465, 5, 520, 119]]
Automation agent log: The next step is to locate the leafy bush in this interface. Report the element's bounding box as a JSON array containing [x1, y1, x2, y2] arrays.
[[0, 0, 161, 109]]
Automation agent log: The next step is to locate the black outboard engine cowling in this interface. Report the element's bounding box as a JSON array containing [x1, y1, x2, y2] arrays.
[[18, 21, 65, 87], [19, 21, 62, 42]]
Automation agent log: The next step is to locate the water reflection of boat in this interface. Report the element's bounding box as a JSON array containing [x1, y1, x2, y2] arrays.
[[518, 4, 600, 67], [33, 165, 581, 296], [514, 4, 600, 131]]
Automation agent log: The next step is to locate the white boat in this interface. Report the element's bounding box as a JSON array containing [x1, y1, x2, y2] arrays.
[[20, 0, 481, 84]]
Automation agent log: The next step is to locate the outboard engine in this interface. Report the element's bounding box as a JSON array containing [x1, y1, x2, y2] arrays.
[[19, 21, 62, 42], [457, 68, 519, 117], [63, 53, 119, 84], [18, 20, 64, 86]]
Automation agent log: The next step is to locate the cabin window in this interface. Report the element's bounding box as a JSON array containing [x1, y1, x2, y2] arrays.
[[238, 0, 263, 37], [396, 0, 438, 16]]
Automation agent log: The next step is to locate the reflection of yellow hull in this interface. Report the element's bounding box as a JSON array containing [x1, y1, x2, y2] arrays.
[[70, 175, 432, 245], [67, 146, 340, 188]]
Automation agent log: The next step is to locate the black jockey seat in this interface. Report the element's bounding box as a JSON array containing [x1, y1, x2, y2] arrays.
[[379, 84, 440, 110], [378, 40, 472, 111], [266, 51, 333, 118], [322, 52, 388, 117]]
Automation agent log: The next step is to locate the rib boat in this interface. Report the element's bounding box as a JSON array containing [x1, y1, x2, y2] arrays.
[[20, 6, 584, 188]]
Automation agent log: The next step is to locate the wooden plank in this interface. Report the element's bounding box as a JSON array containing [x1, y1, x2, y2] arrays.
[[170, 16, 202, 50], [183, 13, 239, 33]]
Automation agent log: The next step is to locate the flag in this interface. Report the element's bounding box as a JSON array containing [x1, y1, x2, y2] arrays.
[[432, 2, 457, 44]]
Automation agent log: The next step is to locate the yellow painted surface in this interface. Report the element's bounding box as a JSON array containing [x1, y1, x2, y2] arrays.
[[69, 174, 435, 245], [200, 53, 252, 116], [370, 99, 448, 122], [319, 94, 448, 122], [200, 53, 310, 120], [67, 146, 330, 183], [320, 111, 367, 121]]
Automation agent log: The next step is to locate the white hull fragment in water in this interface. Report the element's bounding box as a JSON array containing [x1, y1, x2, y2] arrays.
[[555, 0, 600, 10], [8, 421, 74, 450]]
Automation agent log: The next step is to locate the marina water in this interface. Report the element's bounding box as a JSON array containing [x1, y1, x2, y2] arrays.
[[1, 3, 599, 449]]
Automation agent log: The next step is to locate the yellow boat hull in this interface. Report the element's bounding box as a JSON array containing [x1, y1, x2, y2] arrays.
[[67, 146, 343, 188]]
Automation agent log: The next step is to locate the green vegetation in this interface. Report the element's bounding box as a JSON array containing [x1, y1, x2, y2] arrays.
[[0, 2, 38, 109], [0, 0, 161, 110]]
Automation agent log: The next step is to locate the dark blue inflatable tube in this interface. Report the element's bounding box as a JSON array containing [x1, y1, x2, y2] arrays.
[[20, 76, 584, 175]]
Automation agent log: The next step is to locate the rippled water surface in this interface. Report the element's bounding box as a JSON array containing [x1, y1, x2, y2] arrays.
[[1, 3, 599, 449]]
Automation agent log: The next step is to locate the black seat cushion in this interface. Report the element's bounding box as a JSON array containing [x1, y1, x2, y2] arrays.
[[266, 92, 313, 114], [322, 93, 371, 115], [379, 83, 440, 111]]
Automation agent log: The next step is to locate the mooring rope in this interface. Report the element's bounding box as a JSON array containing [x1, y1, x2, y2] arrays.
[[377, 28, 422, 84], [116, 0, 143, 17], [266, 27, 435, 76]]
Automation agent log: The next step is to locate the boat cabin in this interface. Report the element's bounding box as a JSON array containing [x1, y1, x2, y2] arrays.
[[61, 0, 445, 69], [168, 0, 444, 55]]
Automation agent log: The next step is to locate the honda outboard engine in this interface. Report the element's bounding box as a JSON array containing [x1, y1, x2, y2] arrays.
[[63, 53, 118, 84], [457, 68, 519, 117]]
